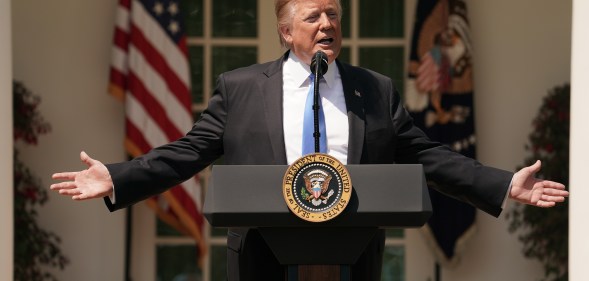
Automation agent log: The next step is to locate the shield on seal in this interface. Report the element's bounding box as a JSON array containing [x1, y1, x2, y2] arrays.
[[303, 169, 332, 199]]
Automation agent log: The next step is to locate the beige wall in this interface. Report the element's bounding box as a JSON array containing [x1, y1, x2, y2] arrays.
[[11, 0, 126, 280], [570, 0, 589, 280], [10, 0, 573, 280], [1, 0, 13, 280]]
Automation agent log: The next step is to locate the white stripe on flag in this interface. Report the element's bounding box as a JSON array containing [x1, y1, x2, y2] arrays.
[[115, 5, 130, 33], [125, 92, 168, 147], [128, 46, 193, 132], [130, 0, 190, 86], [111, 46, 128, 75]]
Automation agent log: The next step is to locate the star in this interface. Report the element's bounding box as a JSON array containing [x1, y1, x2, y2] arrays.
[[168, 20, 179, 34], [168, 2, 179, 16], [153, 1, 164, 16]]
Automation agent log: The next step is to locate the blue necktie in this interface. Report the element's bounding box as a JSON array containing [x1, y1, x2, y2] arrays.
[[302, 74, 327, 155]]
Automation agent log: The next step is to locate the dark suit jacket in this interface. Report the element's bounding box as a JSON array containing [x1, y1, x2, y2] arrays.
[[104, 52, 512, 280]]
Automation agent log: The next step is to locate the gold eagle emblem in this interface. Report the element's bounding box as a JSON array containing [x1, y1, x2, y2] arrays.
[[303, 169, 332, 202]]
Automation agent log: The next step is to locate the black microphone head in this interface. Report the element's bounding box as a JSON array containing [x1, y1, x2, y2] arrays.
[[310, 50, 328, 77]]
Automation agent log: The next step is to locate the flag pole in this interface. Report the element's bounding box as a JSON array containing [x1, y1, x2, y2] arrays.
[[124, 206, 133, 281]]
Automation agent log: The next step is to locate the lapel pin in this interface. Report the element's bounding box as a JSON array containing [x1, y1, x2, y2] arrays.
[[354, 90, 362, 97]]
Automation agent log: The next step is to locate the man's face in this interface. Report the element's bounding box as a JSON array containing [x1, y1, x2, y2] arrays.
[[280, 0, 342, 65]]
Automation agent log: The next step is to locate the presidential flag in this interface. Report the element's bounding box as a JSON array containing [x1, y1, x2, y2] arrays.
[[406, 0, 476, 267], [108, 0, 205, 258]]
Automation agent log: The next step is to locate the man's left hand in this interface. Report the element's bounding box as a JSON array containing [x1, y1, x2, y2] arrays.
[[510, 160, 569, 207]]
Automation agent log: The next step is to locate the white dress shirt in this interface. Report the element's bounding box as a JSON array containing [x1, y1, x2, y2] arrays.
[[282, 52, 349, 165]]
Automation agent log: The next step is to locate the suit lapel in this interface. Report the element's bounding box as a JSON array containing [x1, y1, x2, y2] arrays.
[[256, 55, 366, 165], [258, 53, 288, 165], [337, 61, 365, 164]]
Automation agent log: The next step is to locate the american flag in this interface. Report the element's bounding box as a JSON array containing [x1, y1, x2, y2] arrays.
[[108, 0, 205, 257]]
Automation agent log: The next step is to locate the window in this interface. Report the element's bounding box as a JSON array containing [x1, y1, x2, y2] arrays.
[[340, 0, 406, 95], [133, 1, 434, 281]]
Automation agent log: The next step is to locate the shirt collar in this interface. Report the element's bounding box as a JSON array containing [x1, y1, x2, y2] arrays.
[[284, 51, 337, 88]]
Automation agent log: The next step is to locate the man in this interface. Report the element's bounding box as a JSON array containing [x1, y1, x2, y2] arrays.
[[50, 0, 568, 280]]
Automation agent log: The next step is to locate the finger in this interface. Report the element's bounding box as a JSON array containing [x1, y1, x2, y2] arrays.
[[50, 181, 77, 190], [59, 188, 82, 196], [543, 188, 569, 196], [52, 172, 78, 180], [80, 151, 97, 167], [541, 194, 566, 202], [73, 193, 94, 201], [541, 181, 566, 190], [528, 160, 542, 174], [535, 200, 556, 208]]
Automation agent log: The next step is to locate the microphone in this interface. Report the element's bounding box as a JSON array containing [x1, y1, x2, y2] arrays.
[[309, 51, 328, 153], [310, 50, 328, 77]]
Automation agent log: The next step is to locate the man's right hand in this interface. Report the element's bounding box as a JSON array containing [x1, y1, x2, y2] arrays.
[[50, 151, 114, 200]]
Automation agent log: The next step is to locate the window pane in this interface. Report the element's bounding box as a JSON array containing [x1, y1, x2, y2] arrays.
[[188, 46, 204, 104], [157, 245, 202, 281], [211, 226, 228, 237], [341, 0, 350, 38], [212, 0, 257, 38], [359, 0, 404, 38], [157, 216, 184, 236], [211, 245, 229, 281], [212, 47, 257, 86], [181, 0, 203, 37], [381, 246, 405, 281], [386, 229, 404, 238], [359, 47, 404, 95]]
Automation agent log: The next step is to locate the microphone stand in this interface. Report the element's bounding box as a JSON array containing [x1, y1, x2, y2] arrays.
[[310, 50, 327, 153], [312, 62, 321, 153]]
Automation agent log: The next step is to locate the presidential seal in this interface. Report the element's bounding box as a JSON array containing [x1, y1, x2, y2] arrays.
[[282, 153, 352, 222]]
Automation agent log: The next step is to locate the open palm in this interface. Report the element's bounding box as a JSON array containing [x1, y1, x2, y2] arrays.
[[50, 151, 114, 200], [509, 160, 568, 207]]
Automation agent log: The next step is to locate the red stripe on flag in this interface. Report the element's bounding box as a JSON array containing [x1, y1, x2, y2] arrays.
[[125, 118, 153, 153], [127, 72, 185, 141], [178, 36, 188, 56], [113, 28, 129, 51], [120, 0, 131, 9], [129, 24, 191, 109], [109, 67, 127, 92], [169, 183, 204, 228]]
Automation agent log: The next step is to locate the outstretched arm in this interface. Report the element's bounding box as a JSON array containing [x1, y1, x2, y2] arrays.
[[50, 151, 113, 200], [509, 160, 569, 207]]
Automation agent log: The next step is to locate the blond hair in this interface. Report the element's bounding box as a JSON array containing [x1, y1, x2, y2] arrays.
[[275, 0, 342, 49]]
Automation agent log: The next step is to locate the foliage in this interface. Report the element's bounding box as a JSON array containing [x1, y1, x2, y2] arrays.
[[13, 80, 69, 281], [507, 84, 569, 281]]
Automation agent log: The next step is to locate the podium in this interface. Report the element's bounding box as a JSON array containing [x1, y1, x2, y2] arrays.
[[204, 164, 432, 280]]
